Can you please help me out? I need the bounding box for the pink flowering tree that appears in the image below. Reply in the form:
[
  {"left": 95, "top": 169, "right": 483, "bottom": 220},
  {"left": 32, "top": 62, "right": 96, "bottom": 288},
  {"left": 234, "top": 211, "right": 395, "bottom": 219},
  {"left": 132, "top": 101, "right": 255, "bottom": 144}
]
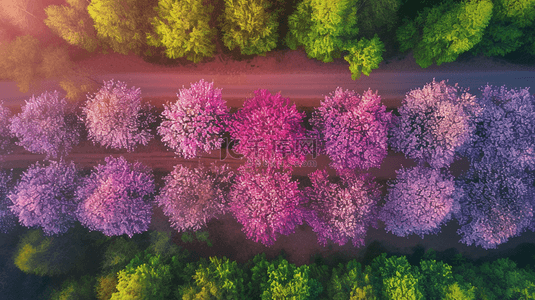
[
  {"left": 76, "top": 156, "right": 155, "bottom": 237},
  {"left": 9, "top": 91, "right": 81, "bottom": 160},
  {"left": 156, "top": 163, "right": 235, "bottom": 232},
  {"left": 0, "top": 101, "right": 14, "bottom": 157},
  {"left": 0, "top": 170, "right": 16, "bottom": 233},
  {"left": 229, "top": 89, "right": 307, "bottom": 169},
  {"left": 310, "top": 87, "right": 392, "bottom": 171},
  {"left": 379, "top": 166, "right": 459, "bottom": 238},
  {"left": 458, "top": 84, "right": 535, "bottom": 173},
  {"left": 229, "top": 166, "right": 306, "bottom": 246},
  {"left": 389, "top": 79, "right": 482, "bottom": 169},
  {"left": 8, "top": 160, "right": 81, "bottom": 235},
  {"left": 304, "top": 169, "right": 381, "bottom": 247},
  {"left": 454, "top": 162, "right": 534, "bottom": 249},
  {"left": 82, "top": 80, "right": 155, "bottom": 152},
  {"left": 158, "top": 79, "right": 230, "bottom": 159}
]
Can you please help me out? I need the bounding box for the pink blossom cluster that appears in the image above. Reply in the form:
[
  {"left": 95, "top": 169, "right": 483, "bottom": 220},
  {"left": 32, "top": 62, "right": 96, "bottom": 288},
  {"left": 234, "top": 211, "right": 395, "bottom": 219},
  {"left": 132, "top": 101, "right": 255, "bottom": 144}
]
[
  {"left": 8, "top": 160, "right": 80, "bottom": 235},
  {"left": 9, "top": 91, "right": 80, "bottom": 160},
  {"left": 311, "top": 87, "right": 392, "bottom": 170},
  {"left": 0, "top": 101, "right": 13, "bottom": 157},
  {"left": 82, "top": 80, "right": 155, "bottom": 152},
  {"left": 76, "top": 156, "right": 155, "bottom": 237},
  {"left": 158, "top": 79, "right": 230, "bottom": 159},
  {"left": 304, "top": 169, "right": 381, "bottom": 247},
  {"left": 458, "top": 84, "right": 535, "bottom": 172},
  {"left": 0, "top": 170, "right": 15, "bottom": 234},
  {"left": 454, "top": 162, "right": 533, "bottom": 249},
  {"left": 229, "top": 89, "right": 307, "bottom": 169},
  {"left": 389, "top": 79, "right": 481, "bottom": 169},
  {"left": 156, "top": 163, "right": 235, "bottom": 232},
  {"left": 379, "top": 166, "right": 458, "bottom": 238},
  {"left": 229, "top": 166, "right": 306, "bottom": 246}
]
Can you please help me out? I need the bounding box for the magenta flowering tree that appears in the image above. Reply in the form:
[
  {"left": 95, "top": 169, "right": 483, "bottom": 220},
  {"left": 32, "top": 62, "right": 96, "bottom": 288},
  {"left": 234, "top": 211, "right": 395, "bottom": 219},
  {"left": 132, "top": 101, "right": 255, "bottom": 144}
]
[
  {"left": 379, "top": 166, "right": 459, "bottom": 238},
  {"left": 156, "top": 163, "right": 235, "bottom": 232},
  {"left": 229, "top": 89, "right": 307, "bottom": 169},
  {"left": 9, "top": 91, "right": 81, "bottom": 160},
  {"left": 8, "top": 160, "right": 81, "bottom": 235},
  {"left": 229, "top": 166, "right": 306, "bottom": 246},
  {"left": 76, "top": 156, "right": 155, "bottom": 237},
  {"left": 389, "top": 79, "right": 482, "bottom": 169},
  {"left": 454, "top": 162, "right": 534, "bottom": 249},
  {"left": 158, "top": 79, "right": 229, "bottom": 159},
  {"left": 82, "top": 80, "right": 155, "bottom": 152},
  {"left": 0, "top": 101, "right": 14, "bottom": 157},
  {"left": 310, "top": 87, "right": 391, "bottom": 171},
  {"left": 0, "top": 170, "right": 16, "bottom": 234},
  {"left": 458, "top": 84, "right": 535, "bottom": 172},
  {"left": 304, "top": 169, "right": 381, "bottom": 247}
]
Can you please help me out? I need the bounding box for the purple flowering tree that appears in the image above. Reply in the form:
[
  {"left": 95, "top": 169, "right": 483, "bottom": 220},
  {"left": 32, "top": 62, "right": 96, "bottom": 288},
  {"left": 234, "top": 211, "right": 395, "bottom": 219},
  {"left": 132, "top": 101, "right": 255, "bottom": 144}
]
[
  {"left": 9, "top": 91, "right": 81, "bottom": 160},
  {"left": 8, "top": 161, "right": 80, "bottom": 235},
  {"left": 76, "top": 156, "right": 155, "bottom": 238},
  {"left": 82, "top": 80, "right": 155, "bottom": 152},
  {"left": 156, "top": 163, "right": 235, "bottom": 232},
  {"left": 379, "top": 166, "right": 459, "bottom": 238},
  {"left": 458, "top": 84, "right": 535, "bottom": 172},
  {"left": 0, "top": 101, "right": 14, "bottom": 157},
  {"left": 0, "top": 170, "right": 16, "bottom": 234},
  {"left": 158, "top": 79, "right": 229, "bottom": 159},
  {"left": 454, "top": 162, "right": 534, "bottom": 249},
  {"left": 229, "top": 89, "right": 307, "bottom": 169},
  {"left": 304, "top": 169, "right": 381, "bottom": 247},
  {"left": 389, "top": 79, "right": 482, "bottom": 169},
  {"left": 310, "top": 87, "right": 392, "bottom": 171},
  {"left": 229, "top": 166, "right": 306, "bottom": 246}
]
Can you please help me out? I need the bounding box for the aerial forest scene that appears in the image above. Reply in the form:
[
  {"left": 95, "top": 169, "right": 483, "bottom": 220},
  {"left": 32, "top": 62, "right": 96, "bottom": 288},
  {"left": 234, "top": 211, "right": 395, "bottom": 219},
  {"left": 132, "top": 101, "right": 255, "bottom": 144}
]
[{"left": 1, "top": 0, "right": 535, "bottom": 299}]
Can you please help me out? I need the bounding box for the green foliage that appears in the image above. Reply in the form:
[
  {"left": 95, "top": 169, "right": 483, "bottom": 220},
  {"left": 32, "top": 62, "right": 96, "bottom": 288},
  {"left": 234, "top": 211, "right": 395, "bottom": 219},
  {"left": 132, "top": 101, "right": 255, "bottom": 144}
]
[
  {"left": 49, "top": 275, "right": 96, "bottom": 300},
  {"left": 180, "top": 256, "right": 248, "bottom": 299},
  {"left": 95, "top": 272, "right": 119, "bottom": 300},
  {"left": 88, "top": 0, "right": 146, "bottom": 55},
  {"left": 147, "top": 0, "right": 216, "bottom": 62},
  {"left": 12, "top": 228, "right": 86, "bottom": 276},
  {"left": 246, "top": 253, "right": 271, "bottom": 298},
  {"left": 101, "top": 237, "right": 140, "bottom": 274},
  {"left": 111, "top": 252, "right": 174, "bottom": 300},
  {"left": 371, "top": 253, "right": 424, "bottom": 300},
  {"left": 286, "top": 0, "right": 359, "bottom": 62},
  {"left": 181, "top": 230, "right": 213, "bottom": 247},
  {"left": 261, "top": 256, "right": 323, "bottom": 300},
  {"left": 397, "top": 0, "right": 493, "bottom": 68},
  {"left": 327, "top": 259, "right": 376, "bottom": 300},
  {"left": 419, "top": 259, "right": 475, "bottom": 300},
  {"left": 220, "top": 0, "right": 279, "bottom": 55},
  {"left": 44, "top": 0, "right": 99, "bottom": 52},
  {"left": 343, "top": 34, "right": 385, "bottom": 80},
  {"left": 0, "top": 35, "right": 41, "bottom": 93},
  {"left": 453, "top": 258, "right": 535, "bottom": 300},
  {"left": 471, "top": 0, "right": 535, "bottom": 56},
  {"left": 146, "top": 230, "right": 186, "bottom": 261},
  {"left": 356, "top": 0, "right": 402, "bottom": 38}
]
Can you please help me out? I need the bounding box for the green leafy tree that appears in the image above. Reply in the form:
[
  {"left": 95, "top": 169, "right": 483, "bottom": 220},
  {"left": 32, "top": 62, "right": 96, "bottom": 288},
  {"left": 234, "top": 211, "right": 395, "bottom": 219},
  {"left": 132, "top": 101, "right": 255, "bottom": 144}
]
[
  {"left": 219, "top": 0, "right": 279, "bottom": 55},
  {"left": 111, "top": 252, "right": 174, "bottom": 300},
  {"left": 95, "top": 272, "right": 119, "bottom": 300},
  {"left": 101, "top": 237, "right": 141, "bottom": 274},
  {"left": 343, "top": 34, "right": 385, "bottom": 80},
  {"left": 397, "top": 0, "right": 493, "bottom": 68},
  {"left": 180, "top": 256, "right": 248, "bottom": 299},
  {"left": 471, "top": 0, "right": 535, "bottom": 56},
  {"left": 370, "top": 254, "right": 424, "bottom": 300},
  {"left": 49, "top": 275, "right": 96, "bottom": 300},
  {"left": 87, "top": 0, "right": 147, "bottom": 55},
  {"left": 355, "top": 0, "right": 401, "bottom": 38},
  {"left": 44, "top": 0, "right": 99, "bottom": 52},
  {"left": 327, "top": 259, "right": 376, "bottom": 299},
  {"left": 12, "top": 228, "right": 87, "bottom": 276},
  {"left": 147, "top": 0, "right": 216, "bottom": 62},
  {"left": 419, "top": 259, "right": 475, "bottom": 300}
]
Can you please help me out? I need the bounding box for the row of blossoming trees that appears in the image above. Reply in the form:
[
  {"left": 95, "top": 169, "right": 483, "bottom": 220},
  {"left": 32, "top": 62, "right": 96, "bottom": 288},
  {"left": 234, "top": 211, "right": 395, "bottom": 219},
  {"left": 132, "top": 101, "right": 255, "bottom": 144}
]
[{"left": 0, "top": 78, "right": 534, "bottom": 250}]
